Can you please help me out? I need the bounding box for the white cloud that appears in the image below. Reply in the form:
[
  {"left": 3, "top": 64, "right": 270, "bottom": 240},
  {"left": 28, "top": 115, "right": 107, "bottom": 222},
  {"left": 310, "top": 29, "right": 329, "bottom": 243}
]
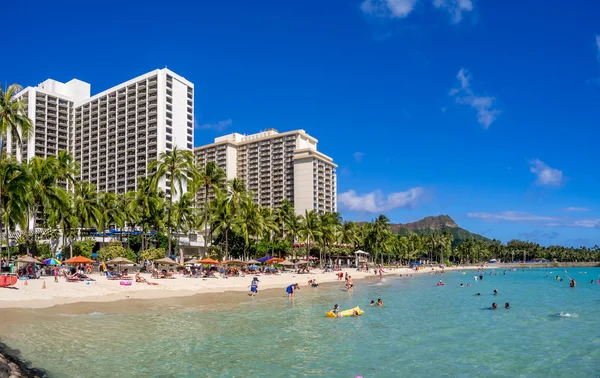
[
  {"left": 353, "top": 152, "right": 365, "bottom": 163},
  {"left": 563, "top": 207, "right": 591, "bottom": 212},
  {"left": 450, "top": 69, "right": 500, "bottom": 129},
  {"left": 529, "top": 159, "right": 563, "bottom": 186},
  {"left": 338, "top": 188, "right": 424, "bottom": 213},
  {"left": 433, "top": 0, "right": 473, "bottom": 23},
  {"left": 467, "top": 211, "right": 558, "bottom": 222},
  {"left": 360, "top": 0, "right": 418, "bottom": 19},
  {"left": 195, "top": 118, "right": 232, "bottom": 132},
  {"left": 571, "top": 219, "right": 600, "bottom": 228}
]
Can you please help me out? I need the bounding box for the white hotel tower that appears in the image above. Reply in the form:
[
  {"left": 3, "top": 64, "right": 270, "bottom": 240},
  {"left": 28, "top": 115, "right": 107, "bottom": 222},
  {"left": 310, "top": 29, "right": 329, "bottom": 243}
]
[
  {"left": 195, "top": 129, "right": 337, "bottom": 215},
  {"left": 10, "top": 69, "right": 194, "bottom": 197}
]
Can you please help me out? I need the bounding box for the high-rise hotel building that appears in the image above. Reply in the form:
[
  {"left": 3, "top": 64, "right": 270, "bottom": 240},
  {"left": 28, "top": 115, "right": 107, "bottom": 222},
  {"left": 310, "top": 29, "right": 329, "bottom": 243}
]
[
  {"left": 10, "top": 69, "right": 194, "bottom": 197},
  {"left": 194, "top": 129, "right": 337, "bottom": 214}
]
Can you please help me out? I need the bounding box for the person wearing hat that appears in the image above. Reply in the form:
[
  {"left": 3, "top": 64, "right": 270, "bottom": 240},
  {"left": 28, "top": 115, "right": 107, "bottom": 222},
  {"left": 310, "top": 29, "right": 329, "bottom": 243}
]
[{"left": 286, "top": 283, "right": 299, "bottom": 297}]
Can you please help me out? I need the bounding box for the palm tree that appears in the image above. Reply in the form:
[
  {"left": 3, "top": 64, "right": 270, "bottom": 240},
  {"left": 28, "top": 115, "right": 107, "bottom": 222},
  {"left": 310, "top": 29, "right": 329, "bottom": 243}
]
[
  {"left": 237, "top": 197, "right": 262, "bottom": 260},
  {"left": 0, "top": 84, "right": 32, "bottom": 158},
  {"left": 0, "top": 158, "right": 28, "bottom": 259},
  {"left": 97, "top": 192, "right": 124, "bottom": 246},
  {"left": 48, "top": 201, "right": 78, "bottom": 259},
  {"left": 212, "top": 178, "right": 247, "bottom": 256},
  {"left": 172, "top": 192, "right": 194, "bottom": 254},
  {"left": 319, "top": 212, "right": 341, "bottom": 267},
  {"left": 299, "top": 210, "right": 322, "bottom": 261},
  {"left": 149, "top": 146, "right": 194, "bottom": 257},
  {"left": 197, "top": 161, "right": 225, "bottom": 256},
  {"left": 56, "top": 150, "right": 80, "bottom": 190},
  {"left": 372, "top": 214, "right": 390, "bottom": 265},
  {"left": 126, "top": 178, "right": 164, "bottom": 251},
  {"left": 73, "top": 182, "right": 100, "bottom": 239},
  {"left": 26, "top": 156, "right": 69, "bottom": 256}
]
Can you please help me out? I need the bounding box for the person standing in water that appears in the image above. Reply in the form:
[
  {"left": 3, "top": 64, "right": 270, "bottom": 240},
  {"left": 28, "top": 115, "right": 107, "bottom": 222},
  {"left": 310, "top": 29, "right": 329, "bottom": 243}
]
[
  {"left": 569, "top": 278, "right": 576, "bottom": 288},
  {"left": 492, "top": 303, "right": 498, "bottom": 310},
  {"left": 286, "top": 283, "right": 299, "bottom": 297},
  {"left": 504, "top": 303, "right": 510, "bottom": 309},
  {"left": 346, "top": 276, "right": 354, "bottom": 291},
  {"left": 250, "top": 277, "right": 259, "bottom": 296}
]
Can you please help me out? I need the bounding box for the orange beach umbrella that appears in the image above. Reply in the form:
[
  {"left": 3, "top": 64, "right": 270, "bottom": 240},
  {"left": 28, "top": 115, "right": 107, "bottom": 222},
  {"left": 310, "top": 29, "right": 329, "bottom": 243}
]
[
  {"left": 65, "top": 256, "right": 95, "bottom": 264},
  {"left": 264, "top": 258, "right": 285, "bottom": 265},
  {"left": 197, "top": 258, "right": 220, "bottom": 265}
]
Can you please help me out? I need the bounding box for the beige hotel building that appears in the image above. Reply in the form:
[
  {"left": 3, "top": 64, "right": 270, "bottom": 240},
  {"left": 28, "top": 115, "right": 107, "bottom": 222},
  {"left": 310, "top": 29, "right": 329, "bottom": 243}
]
[{"left": 194, "top": 129, "right": 337, "bottom": 214}]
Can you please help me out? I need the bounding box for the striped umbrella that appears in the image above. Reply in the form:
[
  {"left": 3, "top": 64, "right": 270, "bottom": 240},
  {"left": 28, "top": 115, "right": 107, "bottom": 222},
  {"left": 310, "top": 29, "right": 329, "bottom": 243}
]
[{"left": 43, "top": 258, "right": 61, "bottom": 265}]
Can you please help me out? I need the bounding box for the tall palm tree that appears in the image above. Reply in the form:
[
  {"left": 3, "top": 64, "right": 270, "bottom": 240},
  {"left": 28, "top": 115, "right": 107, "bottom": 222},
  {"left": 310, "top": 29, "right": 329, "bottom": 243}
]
[
  {"left": 97, "top": 192, "right": 123, "bottom": 246},
  {"left": 126, "top": 177, "right": 164, "bottom": 251},
  {"left": 372, "top": 214, "right": 390, "bottom": 265},
  {"left": 27, "top": 156, "right": 69, "bottom": 256},
  {"left": 56, "top": 150, "right": 80, "bottom": 190},
  {"left": 0, "top": 158, "right": 28, "bottom": 259},
  {"left": 299, "top": 210, "right": 322, "bottom": 261},
  {"left": 149, "top": 146, "right": 194, "bottom": 257},
  {"left": 73, "top": 182, "right": 100, "bottom": 239},
  {"left": 213, "top": 178, "right": 247, "bottom": 256},
  {"left": 0, "top": 84, "right": 32, "bottom": 158},
  {"left": 172, "top": 192, "right": 194, "bottom": 254},
  {"left": 197, "top": 161, "right": 225, "bottom": 256},
  {"left": 237, "top": 197, "right": 262, "bottom": 260},
  {"left": 319, "top": 212, "right": 341, "bottom": 267},
  {"left": 48, "top": 200, "right": 78, "bottom": 259}
]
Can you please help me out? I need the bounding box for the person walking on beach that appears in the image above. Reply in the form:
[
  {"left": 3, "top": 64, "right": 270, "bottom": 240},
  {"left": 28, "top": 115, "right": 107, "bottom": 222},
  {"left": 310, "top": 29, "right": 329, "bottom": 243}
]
[
  {"left": 53, "top": 265, "right": 59, "bottom": 283},
  {"left": 286, "top": 283, "right": 299, "bottom": 297},
  {"left": 250, "top": 277, "right": 259, "bottom": 296}
]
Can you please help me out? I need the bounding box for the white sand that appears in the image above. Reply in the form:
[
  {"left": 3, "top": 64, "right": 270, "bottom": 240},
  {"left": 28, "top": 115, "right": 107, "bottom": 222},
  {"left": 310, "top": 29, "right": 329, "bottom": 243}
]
[{"left": 0, "top": 266, "right": 464, "bottom": 309}]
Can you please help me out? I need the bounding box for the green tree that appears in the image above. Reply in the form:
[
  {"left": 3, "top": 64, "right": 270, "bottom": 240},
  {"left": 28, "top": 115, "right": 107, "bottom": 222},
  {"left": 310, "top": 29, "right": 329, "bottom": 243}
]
[
  {"left": 0, "top": 158, "right": 28, "bottom": 260},
  {"left": 73, "top": 182, "right": 100, "bottom": 239},
  {"left": 149, "top": 145, "right": 194, "bottom": 257},
  {"left": 97, "top": 192, "right": 123, "bottom": 245},
  {"left": 72, "top": 239, "right": 96, "bottom": 259},
  {"left": 197, "top": 161, "right": 226, "bottom": 255},
  {"left": 299, "top": 210, "right": 322, "bottom": 260}
]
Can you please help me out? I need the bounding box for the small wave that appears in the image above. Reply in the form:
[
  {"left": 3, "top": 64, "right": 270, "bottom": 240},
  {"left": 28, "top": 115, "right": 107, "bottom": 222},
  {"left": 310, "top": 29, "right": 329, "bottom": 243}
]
[
  {"left": 88, "top": 312, "right": 105, "bottom": 316},
  {"left": 554, "top": 312, "right": 578, "bottom": 318}
]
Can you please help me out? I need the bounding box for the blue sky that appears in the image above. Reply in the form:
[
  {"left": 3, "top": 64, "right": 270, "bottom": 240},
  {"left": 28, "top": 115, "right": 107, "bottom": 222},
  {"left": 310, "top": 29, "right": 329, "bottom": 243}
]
[{"left": 3, "top": 0, "right": 600, "bottom": 246}]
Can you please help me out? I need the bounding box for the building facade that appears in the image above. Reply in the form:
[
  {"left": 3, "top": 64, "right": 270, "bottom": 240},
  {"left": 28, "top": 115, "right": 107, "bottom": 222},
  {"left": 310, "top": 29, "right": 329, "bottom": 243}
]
[
  {"left": 10, "top": 69, "right": 194, "bottom": 197},
  {"left": 194, "top": 129, "right": 337, "bottom": 214}
]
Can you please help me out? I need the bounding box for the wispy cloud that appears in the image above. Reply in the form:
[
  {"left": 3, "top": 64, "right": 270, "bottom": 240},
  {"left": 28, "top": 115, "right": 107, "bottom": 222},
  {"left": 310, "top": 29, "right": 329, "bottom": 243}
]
[
  {"left": 339, "top": 187, "right": 425, "bottom": 213},
  {"left": 467, "top": 211, "right": 558, "bottom": 222},
  {"left": 360, "top": 0, "right": 418, "bottom": 19},
  {"left": 432, "top": 0, "right": 473, "bottom": 23},
  {"left": 563, "top": 207, "right": 591, "bottom": 212},
  {"left": 450, "top": 69, "right": 500, "bottom": 128},
  {"left": 468, "top": 211, "right": 600, "bottom": 229},
  {"left": 353, "top": 152, "right": 366, "bottom": 163},
  {"left": 194, "top": 118, "right": 232, "bottom": 132},
  {"left": 518, "top": 229, "right": 560, "bottom": 241},
  {"left": 529, "top": 159, "right": 563, "bottom": 186}
]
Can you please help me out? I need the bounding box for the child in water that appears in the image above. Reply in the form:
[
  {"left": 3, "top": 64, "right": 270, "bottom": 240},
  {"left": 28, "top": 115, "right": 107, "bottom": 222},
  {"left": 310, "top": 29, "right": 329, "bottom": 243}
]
[
  {"left": 370, "top": 300, "right": 375, "bottom": 306},
  {"left": 504, "top": 302, "right": 510, "bottom": 309},
  {"left": 332, "top": 304, "right": 341, "bottom": 317},
  {"left": 376, "top": 298, "right": 383, "bottom": 306}
]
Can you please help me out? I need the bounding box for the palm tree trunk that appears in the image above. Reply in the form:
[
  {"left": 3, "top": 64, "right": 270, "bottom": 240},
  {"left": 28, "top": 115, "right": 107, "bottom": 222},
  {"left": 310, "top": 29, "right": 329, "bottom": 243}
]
[
  {"left": 167, "top": 196, "right": 173, "bottom": 258},
  {"left": 225, "top": 227, "right": 229, "bottom": 256},
  {"left": 5, "top": 218, "right": 9, "bottom": 262},
  {"left": 32, "top": 209, "right": 38, "bottom": 257},
  {"left": 306, "top": 236, "right": 310, "bottom": 260}
]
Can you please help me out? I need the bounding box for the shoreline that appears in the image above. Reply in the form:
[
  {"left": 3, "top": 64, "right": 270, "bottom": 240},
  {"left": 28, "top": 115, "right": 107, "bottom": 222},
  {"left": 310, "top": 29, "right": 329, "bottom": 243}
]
[
  {"left": 0, "top": 266, "right": 447, "bottom": 310},
  {"left": 1, "top": 263, "right": 594, "bottom": 310},
  {"left": 0, "top": 342, "right": 48, "bottom": 378}
]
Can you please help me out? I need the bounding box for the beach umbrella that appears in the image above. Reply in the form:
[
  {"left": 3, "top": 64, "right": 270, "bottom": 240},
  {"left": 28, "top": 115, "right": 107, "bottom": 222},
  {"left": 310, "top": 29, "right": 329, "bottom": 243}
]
[
  {"left": 222, "top": 260, "right": 246, "bottom": 265},
  {"left": 65, "top": 256, "right": 95, "bottom": 264},
  {"left": 106, "top": 257, "right": 134, "bottom": 273},
  {"left": 197, "top": 258, "right": 220, "bottom": 265},
  {"left": 295, "top": 261, "right": 310, "bottom": 265},
  {"left": 280, "top": 261, "right": 296, "bottom": 266},
  {"left": 16, "top": 256, "right": 44, "bottom": 264},
  {"left": 184, "top": 259, "right": 199, "bottom": 265},
  {"left": 247, "top": 259, "right": 261, "bottom": 264},
  {"left": 257, "top": 256, "right": 274, "bottom": 264},
  {"left": 42, "top": 258, "right": 61, "bottom": 265},
  {"left": 154, "top": 257, "right": 178, "bottom": 265},
  {"left": 264, "top": 258, "right": 285, "bottom": 265}
]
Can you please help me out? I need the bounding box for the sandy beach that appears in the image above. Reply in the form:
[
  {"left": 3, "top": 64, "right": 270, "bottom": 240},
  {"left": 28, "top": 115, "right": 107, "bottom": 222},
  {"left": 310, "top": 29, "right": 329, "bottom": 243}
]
[{"left": 0, "top": 266, "right": 461, "bottom": 309}]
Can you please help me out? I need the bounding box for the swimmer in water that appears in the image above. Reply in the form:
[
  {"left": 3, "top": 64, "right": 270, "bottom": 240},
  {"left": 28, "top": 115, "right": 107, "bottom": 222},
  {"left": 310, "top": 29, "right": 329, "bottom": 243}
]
[
  {"left": 569, "top": 278, "right": 576, "bottom": 288},
  {"left": 492, "top": 303, "right": 498, "bottom": 310},
  {"left": 493, "top": 289, "right": 498, "bottom": 295},
  {"left": 332, "top": 304, "right": 341, "bottom": 317},
  {"left": 504, "top": 302, "right": 510, "bottom": 309},
  {"left": 475, "top": 293, "right": 481, "bottom": 296},
  {"left": 370, "top": 300, "right": 375, "bottom": 306},
  {"left": 376, "top": 298, "right": 383, "bottom": 306},
  {"left": 460, "top": 283, "right": 464, "bottom": 288}
]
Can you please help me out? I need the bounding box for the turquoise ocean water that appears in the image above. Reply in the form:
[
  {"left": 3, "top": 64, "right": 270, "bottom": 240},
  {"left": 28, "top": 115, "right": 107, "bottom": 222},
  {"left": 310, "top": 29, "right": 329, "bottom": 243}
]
[{"left": 1, "top": 268, "right": 599, "bottom": 377}]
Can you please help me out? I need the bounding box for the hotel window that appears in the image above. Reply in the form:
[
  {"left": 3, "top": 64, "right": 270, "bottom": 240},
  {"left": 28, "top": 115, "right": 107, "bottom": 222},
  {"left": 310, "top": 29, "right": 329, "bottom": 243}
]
[
  {"left": 166, "top": 120, "right": 172, "bottom": 126},
  {"left": 166, "top": 136, "right": 172, "bottom": 142},
  {"left": 166, "top": 105, "right": 172, "bottom": 111},
  {"left": 166, "top": 127, "right": 172, "bottom": 134},
  {"left": 187, "top": 143, "right": 193, "bottom": 149}
]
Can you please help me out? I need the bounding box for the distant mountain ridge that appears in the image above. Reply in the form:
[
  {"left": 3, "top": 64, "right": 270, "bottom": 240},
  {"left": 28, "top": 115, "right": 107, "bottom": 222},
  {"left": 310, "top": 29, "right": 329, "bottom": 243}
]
[{"left": 391, "top": 215, "right": 490, "bottom": 245}]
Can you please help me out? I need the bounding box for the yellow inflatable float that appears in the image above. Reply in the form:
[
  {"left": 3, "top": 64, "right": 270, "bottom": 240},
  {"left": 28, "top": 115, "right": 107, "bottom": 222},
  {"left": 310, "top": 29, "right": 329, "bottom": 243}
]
[{"left": 326, "top": 306, "right": 364, "bottom": 318}]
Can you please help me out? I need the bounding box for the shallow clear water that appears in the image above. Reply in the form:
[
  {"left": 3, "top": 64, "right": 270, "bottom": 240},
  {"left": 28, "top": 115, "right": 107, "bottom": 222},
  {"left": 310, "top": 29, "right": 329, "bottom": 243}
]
[{"left": 2, "top": 268, "right": 600, "bottom": 377}]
